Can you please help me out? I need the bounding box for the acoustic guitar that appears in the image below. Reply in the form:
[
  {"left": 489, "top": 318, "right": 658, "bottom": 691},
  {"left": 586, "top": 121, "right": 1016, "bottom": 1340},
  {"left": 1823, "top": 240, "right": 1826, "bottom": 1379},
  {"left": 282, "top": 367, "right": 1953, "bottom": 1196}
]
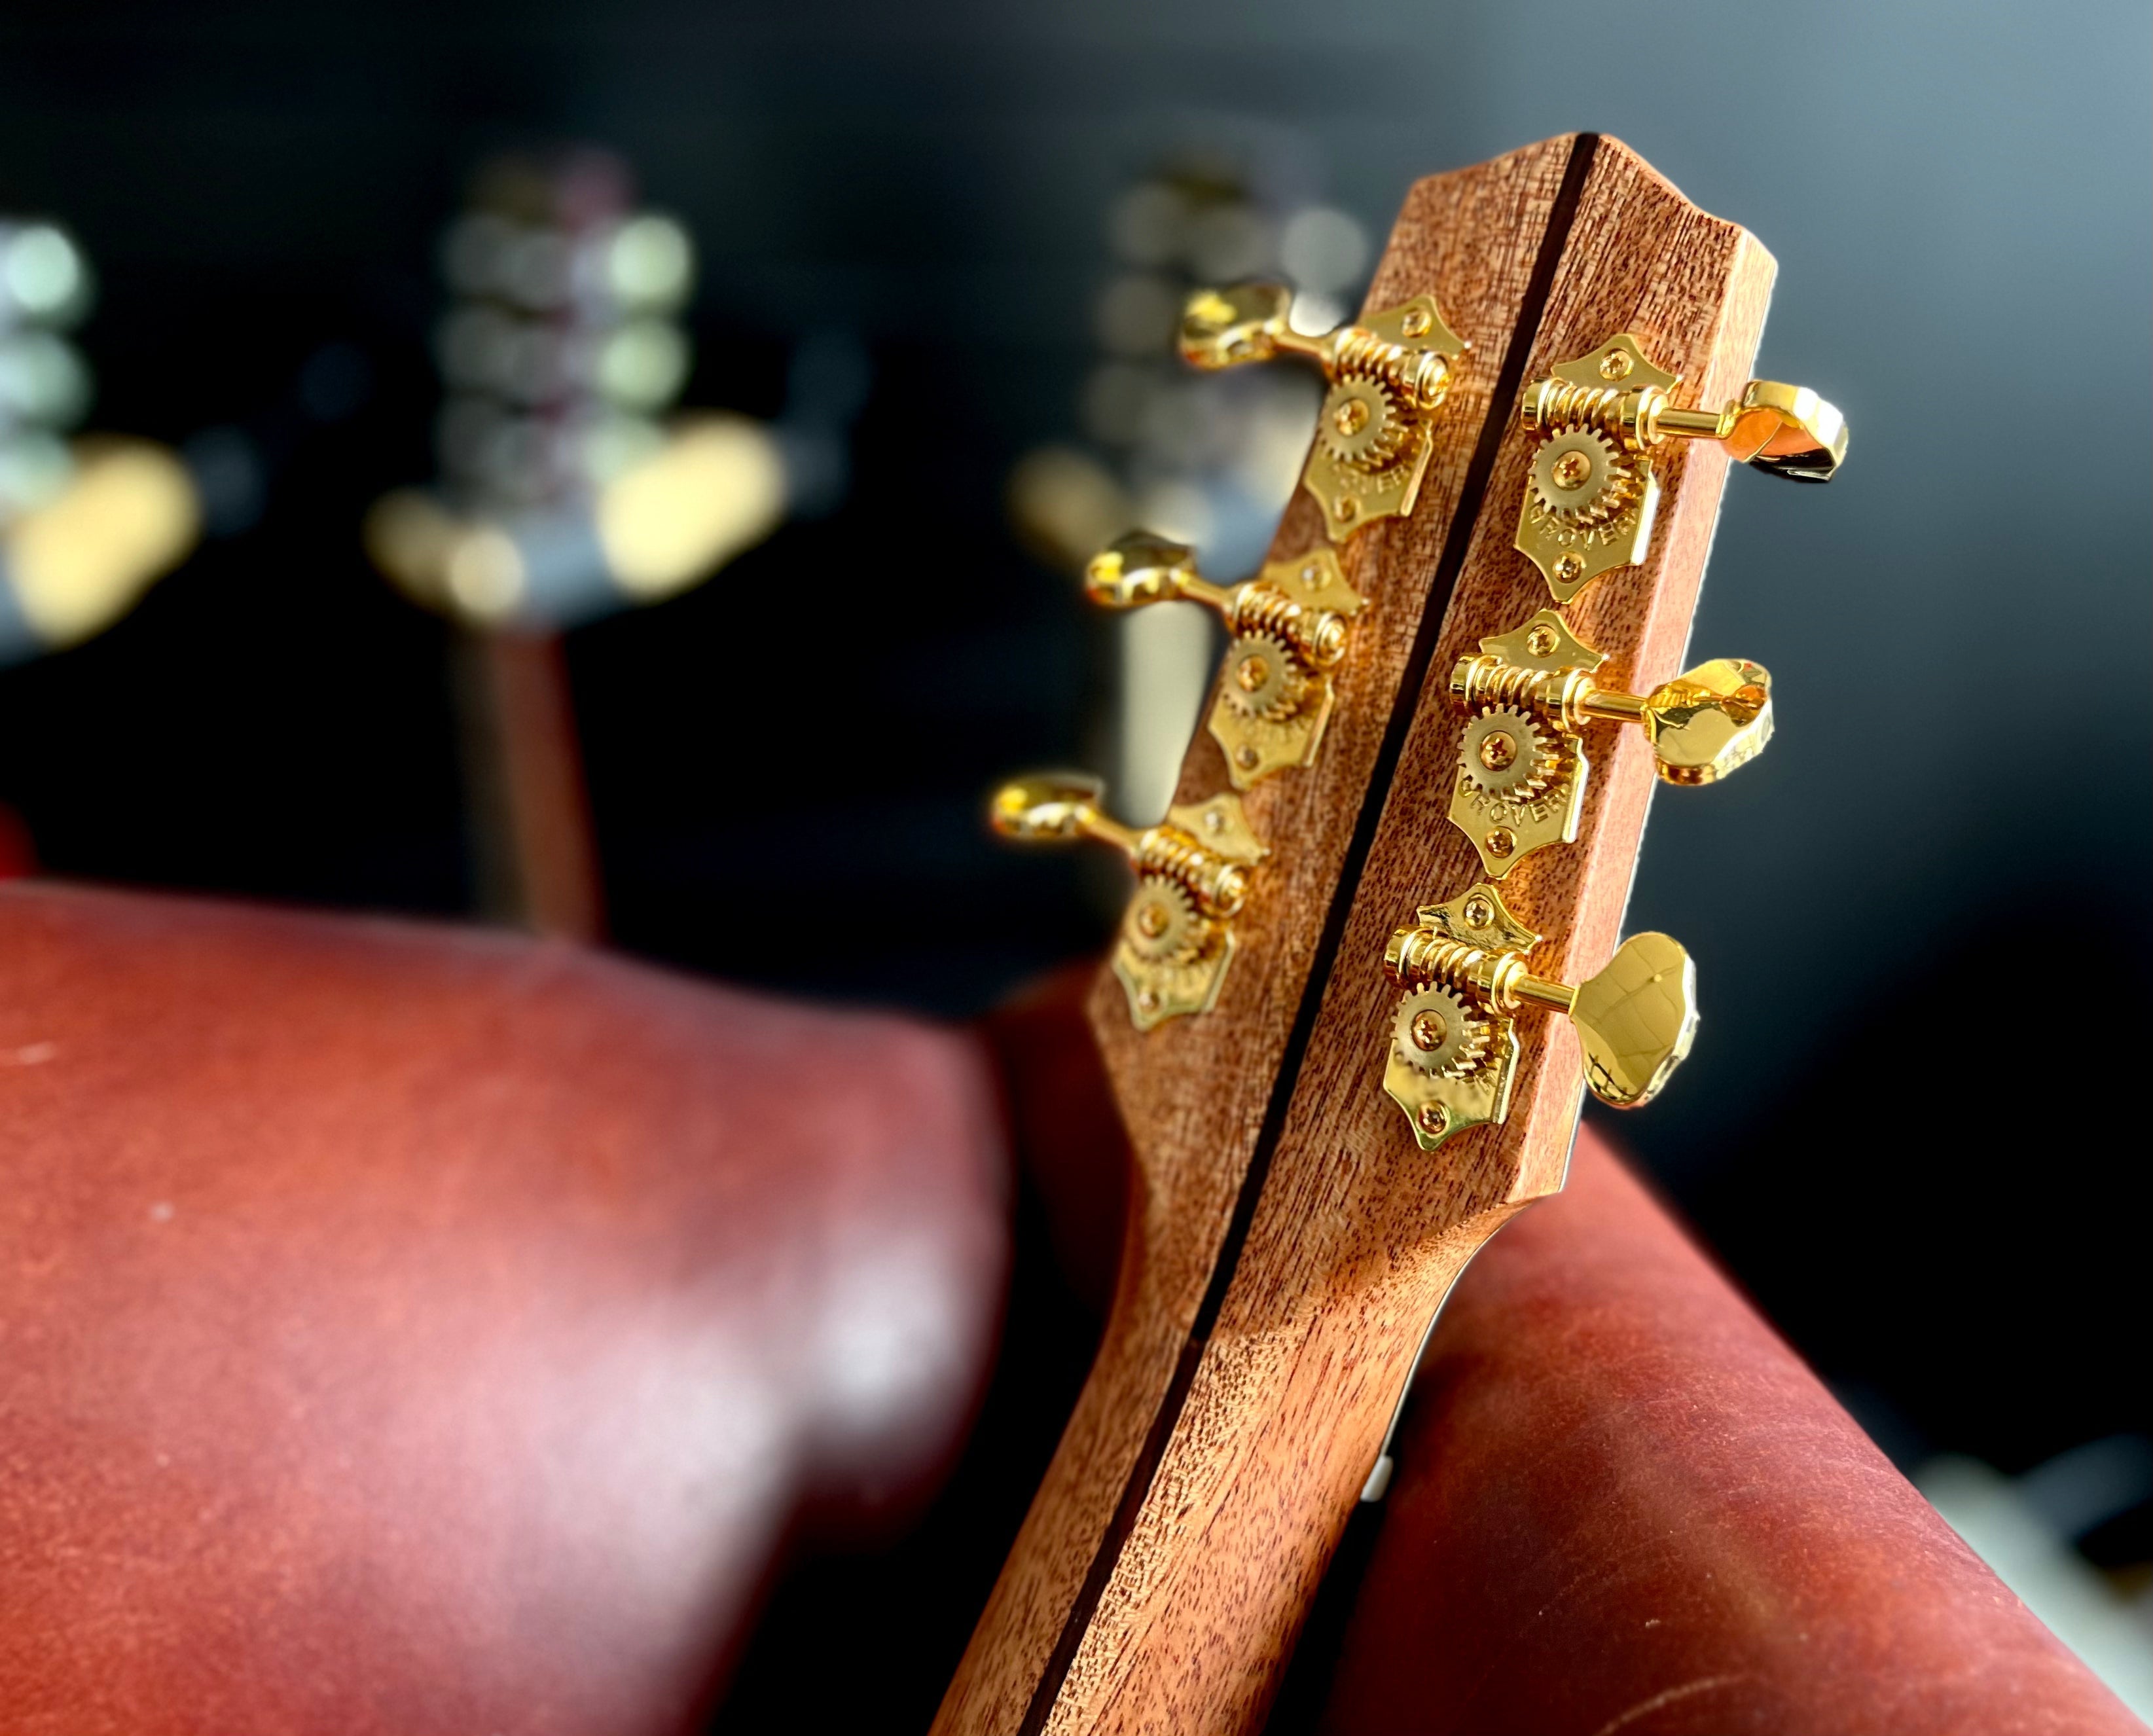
[{"left": 946, "top": 132, "right": 1846, "bottom": 1735}]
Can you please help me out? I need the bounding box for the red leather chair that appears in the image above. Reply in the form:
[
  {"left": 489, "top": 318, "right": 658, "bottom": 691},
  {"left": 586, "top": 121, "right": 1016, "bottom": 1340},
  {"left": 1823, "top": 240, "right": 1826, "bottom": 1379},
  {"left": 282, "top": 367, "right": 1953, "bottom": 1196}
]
[
  {"left": 1, "top": 885, "right": 2136, "bottom": 1733},
  {"left": 1, "top": 883, "right": 1006, "bottom": 1733}
]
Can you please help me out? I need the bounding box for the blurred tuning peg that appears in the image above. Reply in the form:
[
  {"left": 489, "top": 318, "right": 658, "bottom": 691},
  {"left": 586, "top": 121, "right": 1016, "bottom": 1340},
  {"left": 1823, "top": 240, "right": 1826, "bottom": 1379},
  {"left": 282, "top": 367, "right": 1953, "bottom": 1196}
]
[
  {"left": 368, "top": 151, "right": 873, "bottom": 941},
  {"left": 365, "top": 414, "right": 790, "bottom": 630},
  {"left": 0, "top": 440, "right": 200, "bottom": 666},
  {"left": 1178, "top": 281, "right": 1468, "bottom": 541}
]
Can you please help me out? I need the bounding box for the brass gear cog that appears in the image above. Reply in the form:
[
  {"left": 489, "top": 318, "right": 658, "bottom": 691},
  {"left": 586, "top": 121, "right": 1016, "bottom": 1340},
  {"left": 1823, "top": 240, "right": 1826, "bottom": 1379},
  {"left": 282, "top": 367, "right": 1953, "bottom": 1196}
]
[
  {"left": 1123, "top": 878, "right": 1203, "bottom": 966},
  {"left": 1220, "top": 632, "right": 1307, "bottom": 722},
  {"left": 1458, "top": 706, "right": 1564, "bottom": 802},
  {"left": 1529, "top": 427, "right": 1640, "bottom": 531},
  {"left": 1316, "top": 376, "right": 1410, "bottom": 471},
  {"left": 1391, "top": 985, "right": 1491, "bottom": 1079}
]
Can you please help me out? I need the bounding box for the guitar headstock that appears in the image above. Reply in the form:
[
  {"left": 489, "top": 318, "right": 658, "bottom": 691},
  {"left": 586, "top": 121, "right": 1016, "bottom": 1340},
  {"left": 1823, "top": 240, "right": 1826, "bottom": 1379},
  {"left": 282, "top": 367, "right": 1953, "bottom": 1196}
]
[{"left": 954, "top": 134, "right": 1848, "bottom": 1736}]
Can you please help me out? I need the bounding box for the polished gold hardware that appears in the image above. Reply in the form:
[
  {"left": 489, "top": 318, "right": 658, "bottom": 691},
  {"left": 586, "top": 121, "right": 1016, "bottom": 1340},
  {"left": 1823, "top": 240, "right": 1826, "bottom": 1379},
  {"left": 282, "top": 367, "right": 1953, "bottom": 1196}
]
[
  {"left": 1515, "top": 333, "right": 1849, "bottom": 601},
  {"left": 1445, "top": 606, "right": 1775, "bottom": 877},
  {"left": 1180, "top": 283, "right": 1466, "bottom": 541},
  {"left": 1381, "top": 881, "right": 1697, "bottom": 1151},
  {"left": 989, "top": 772, "right": 1267, "bottom": 1031},
  {"left": 1085, "top": 530, "right": 1365, "bottom": 789}
]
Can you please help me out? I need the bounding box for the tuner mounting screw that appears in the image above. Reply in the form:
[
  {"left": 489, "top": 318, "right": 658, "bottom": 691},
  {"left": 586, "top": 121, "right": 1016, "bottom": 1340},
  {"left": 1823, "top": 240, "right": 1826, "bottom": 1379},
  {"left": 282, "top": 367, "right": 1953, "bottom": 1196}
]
[
  {"left": 1417, "top": 1104, "right": 1448, "bottom": 1135},
  {"left": 1553, "top": 552, "right": 1584, "bottom": 585},
  {"left": 1484, "top": 827, "right": 1515, "bottom": 858},
  {"left": 1550, "top": 450, "right": 1593, "bottom": 490}
]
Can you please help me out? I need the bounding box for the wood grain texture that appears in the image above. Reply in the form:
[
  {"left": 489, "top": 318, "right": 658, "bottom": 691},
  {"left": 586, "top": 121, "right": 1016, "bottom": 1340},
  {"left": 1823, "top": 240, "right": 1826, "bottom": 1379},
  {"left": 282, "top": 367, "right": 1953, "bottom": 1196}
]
[
  {"left": 932, "top": 134, "right": 1576, "bottom": 1736},
  {"left": 932, "top": 134, "right": 1578, "bottom": 1736},
  {"left": 937, "top": 134, "right": 1778, "bottom": 1736}
]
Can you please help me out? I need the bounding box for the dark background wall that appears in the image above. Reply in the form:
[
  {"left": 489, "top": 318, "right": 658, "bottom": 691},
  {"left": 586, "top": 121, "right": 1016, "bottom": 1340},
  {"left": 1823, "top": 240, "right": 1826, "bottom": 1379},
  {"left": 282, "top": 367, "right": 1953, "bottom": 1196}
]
[{"left": 3, "top": 0, "right": 2148, "bottom": 1685}]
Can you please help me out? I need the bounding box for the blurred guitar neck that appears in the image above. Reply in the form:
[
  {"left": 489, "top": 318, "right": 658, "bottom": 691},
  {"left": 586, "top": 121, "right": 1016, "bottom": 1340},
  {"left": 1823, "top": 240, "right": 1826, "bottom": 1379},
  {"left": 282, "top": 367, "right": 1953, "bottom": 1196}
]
[{"left": 454, "top": 628, "right": 606, "bottom": 943}]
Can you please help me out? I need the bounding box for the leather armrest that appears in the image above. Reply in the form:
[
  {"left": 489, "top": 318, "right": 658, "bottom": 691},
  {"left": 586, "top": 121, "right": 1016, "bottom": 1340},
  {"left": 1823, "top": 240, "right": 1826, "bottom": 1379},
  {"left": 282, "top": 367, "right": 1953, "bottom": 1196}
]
[
  {"left": 1309, "top": 1124, "right": 2138, "bottom": 1735},
  {"left": 0, "top": 882, "right": 1009, "bottom": 1734}
]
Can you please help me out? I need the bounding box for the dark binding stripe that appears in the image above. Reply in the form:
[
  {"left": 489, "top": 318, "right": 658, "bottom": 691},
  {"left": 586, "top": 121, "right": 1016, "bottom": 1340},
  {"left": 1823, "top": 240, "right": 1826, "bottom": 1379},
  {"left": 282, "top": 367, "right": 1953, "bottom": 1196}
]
[{"left": 1015, "top": 132, "right": 1601, "bottom": 1736}]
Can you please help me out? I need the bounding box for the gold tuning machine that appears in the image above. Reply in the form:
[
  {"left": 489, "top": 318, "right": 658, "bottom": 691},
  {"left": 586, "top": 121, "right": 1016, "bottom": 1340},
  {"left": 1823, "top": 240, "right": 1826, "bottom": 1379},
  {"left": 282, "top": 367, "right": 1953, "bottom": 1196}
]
[
  {"left": 989, "top": 772, "right": 1267, "bottom": 1031},
  {"left": 1179, "top": 282, "right": 1467, "bottom": 541},
  {"left": 1085, "top": 531, "right": 1365, "bottom": 789},
  {"left": 1445, "top": 607, "right": 1773, "bottom": 877},
  {"left": 1516, "top": 333, "right": 1849, "bottom": 601},
  {"left": 1381, "top": 882, "right": 1698, "bottom": 1151}
]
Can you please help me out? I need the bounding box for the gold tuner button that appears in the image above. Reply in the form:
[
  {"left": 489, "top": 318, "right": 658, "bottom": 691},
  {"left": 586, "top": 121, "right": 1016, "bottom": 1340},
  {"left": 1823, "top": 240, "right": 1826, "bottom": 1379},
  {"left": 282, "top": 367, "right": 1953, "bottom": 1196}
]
[
  {"left": 1563, "top": 931, "right": 1700, "bottom": 1110},
  {"left": 1178, "top": 282, "right": 1468, "bottom": 541},
  {"left": 1085, "top": 532, "right": 1364, "bottom": 789},
  {"left": 987, "top": 772, "right": 1267, "bottom": 1030},
  {"left": 1515, "top": 335, "right": 1849, "bottom": 600},
  {"left": 1380, "top": 882, "right": 1699, "bottom": 1150},
  {"left": 1650, "top": 380, "right": 1848, "bottom": 485},
  {"left": 1612, "top": 657, "right": 1775, "bottom": 786},
  {"left": 1443, "top": 610, "right": 1774, "bottom": 873},
  {"left": 1177, "top": 283, "right": 1297, "bottom": 372}
]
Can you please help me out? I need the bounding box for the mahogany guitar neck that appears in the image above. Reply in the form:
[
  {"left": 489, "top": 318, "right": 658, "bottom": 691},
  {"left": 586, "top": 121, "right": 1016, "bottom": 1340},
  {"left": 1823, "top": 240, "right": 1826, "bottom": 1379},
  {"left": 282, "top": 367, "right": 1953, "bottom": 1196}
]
[{"left": 942, "top": 134, "right": 1781, "bottom": 1735}]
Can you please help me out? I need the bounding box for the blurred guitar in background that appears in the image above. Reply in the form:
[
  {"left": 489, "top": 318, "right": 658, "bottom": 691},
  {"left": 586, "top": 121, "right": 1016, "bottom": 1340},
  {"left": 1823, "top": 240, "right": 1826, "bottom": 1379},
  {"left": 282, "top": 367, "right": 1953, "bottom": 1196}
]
[
  {"left": 0, "top": 220, "right": 200, "bottom": 687},
  {"left": 366, "top": 149, "right": 868, "bottom": 938}
]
